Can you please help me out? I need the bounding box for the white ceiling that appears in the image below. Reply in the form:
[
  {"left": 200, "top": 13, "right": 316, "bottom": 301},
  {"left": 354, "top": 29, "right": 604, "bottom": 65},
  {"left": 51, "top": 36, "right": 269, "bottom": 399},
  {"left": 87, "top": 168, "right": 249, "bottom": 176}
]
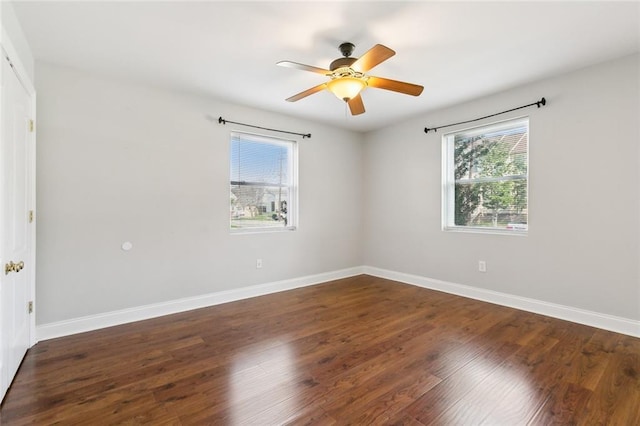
[{"left": 11, "top": 1, "right": 640, "bottom": 133}]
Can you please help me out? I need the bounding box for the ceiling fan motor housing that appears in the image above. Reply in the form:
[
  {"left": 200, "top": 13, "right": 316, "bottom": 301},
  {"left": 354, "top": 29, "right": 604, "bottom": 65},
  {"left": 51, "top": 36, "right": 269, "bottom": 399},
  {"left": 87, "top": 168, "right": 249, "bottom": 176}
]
[{"left": 330, "top": 57, "right": 357, "bottom": 71}]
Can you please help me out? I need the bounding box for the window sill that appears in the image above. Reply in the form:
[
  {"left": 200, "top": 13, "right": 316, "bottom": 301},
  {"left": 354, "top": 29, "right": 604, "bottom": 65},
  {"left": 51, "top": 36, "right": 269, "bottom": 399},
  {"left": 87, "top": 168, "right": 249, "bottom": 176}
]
[
  {"left": 230, "top": 226, "right": 297, "bottom": 235},
  {"left": 443, "top": 226, "right": 527, "bottom": 236}
]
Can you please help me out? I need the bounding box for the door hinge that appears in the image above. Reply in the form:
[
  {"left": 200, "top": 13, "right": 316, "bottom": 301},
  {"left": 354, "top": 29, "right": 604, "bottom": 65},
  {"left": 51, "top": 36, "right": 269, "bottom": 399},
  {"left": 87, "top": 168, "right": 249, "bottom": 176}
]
[
  {"left": 28, "top": 301, "right": 33, "bottom": 314},
  {"left": 29, "top": 119, "right": 34, "bottom": 132},
  {"left": 29, "top": 210, "right": 34, "bottom": 223}
]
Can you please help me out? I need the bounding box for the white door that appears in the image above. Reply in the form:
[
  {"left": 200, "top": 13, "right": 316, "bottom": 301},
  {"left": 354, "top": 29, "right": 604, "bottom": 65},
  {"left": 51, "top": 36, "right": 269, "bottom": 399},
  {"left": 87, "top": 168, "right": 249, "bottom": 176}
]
[{"left": 0, "top": 49, "right": 33, "bottom": 402}]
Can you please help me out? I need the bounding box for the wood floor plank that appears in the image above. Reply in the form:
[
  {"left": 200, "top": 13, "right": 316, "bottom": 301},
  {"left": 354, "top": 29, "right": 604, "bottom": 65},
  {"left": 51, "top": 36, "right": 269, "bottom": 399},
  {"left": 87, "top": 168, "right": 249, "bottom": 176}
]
[
  {"left": 284, "top": 406, "right": 337, "bottom": 426},
  {"left": 527, "top": 381, "right": 594, "bottom": 424},
  {"left": 571, "top": 331, "right": 640, "bottom": 425},
  {"left": 476, "top": 332, "right": 560, "bottom": 424},
  {"left": 404, "top": 339, "right": 521, "bottom": 425},
  {"left": 386, "top": 413, "right": 426, "bottom": 426},
  {"left": 332, "top": 371, "right": 441, "bottom": 424},
  {"left": 1, "top": 275, "right": 638, "bottom": 425}
]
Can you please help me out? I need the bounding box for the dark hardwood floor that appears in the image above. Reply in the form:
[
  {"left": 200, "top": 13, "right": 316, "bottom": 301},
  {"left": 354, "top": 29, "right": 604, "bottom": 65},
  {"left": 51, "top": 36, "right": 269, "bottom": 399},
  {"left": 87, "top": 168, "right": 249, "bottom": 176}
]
[{"left": 1, "top": 275, "right": 638, "bottom": 425}]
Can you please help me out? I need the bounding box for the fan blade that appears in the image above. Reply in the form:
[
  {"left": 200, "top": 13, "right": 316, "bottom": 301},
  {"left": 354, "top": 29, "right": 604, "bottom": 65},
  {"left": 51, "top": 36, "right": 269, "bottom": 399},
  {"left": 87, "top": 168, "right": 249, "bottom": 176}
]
[
  {"left": 277, "top": 61, "right": 331, "bottom": 75},
  {"left": 285, "top": 83, "right": 327, "bottom": 102},
  {"left": 351, "top": 44, "right": 395, "bottom": 73},
  {"left": 348, "top": 94, "right": 365, "bottom": 115},
  {"left": 367, "top": 76, "right": 424, "bottom": 96}
]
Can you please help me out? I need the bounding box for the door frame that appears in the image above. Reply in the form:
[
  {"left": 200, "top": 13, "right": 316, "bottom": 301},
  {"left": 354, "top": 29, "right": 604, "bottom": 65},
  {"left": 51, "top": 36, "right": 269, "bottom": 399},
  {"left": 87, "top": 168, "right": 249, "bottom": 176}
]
[{"left": 1, "top": 27, "right": 37, "bottom": 349}]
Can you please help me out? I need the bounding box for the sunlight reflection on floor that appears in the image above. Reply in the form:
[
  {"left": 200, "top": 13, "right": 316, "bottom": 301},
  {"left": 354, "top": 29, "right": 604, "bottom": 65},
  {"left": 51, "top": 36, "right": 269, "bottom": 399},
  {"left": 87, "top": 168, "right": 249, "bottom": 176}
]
[
  {"left": 229, "top": 340, "right": 298, "bottom": 425},
  {"left": 434, "top": 344, "right": 540, "bottom": 424}
]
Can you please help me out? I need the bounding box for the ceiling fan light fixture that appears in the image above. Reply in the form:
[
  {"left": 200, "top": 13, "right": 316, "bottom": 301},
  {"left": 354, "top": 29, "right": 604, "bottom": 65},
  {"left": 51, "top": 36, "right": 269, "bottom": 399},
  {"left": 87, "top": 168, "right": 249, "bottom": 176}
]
[{"left": 327, "top": 77, "right": 367, "bottom": 102}]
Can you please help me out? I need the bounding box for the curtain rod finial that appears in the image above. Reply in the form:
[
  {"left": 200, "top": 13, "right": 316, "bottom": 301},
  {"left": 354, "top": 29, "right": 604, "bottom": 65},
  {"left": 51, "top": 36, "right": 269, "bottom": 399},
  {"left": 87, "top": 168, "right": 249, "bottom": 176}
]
[{"left": 218, "top": 117, "right": 225, "bottom": 124}]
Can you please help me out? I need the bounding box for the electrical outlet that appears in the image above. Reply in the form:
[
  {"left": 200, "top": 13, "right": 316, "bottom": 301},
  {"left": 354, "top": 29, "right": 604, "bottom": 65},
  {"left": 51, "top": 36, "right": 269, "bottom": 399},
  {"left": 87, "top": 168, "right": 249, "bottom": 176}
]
[
  {"left": 256, "top": 259, "right": 263, "bottom": 269},
  {"left": 478, "top": 261, "right": 487, "bottom": 273}
]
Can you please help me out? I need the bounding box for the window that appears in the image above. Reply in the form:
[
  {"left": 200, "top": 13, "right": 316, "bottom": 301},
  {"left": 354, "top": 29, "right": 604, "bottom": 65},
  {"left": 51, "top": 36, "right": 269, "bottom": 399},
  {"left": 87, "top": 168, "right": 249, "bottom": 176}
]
[
  {"left": 443, "top": 117, "right": 528, "bottom": 234},
  {"left": 230, "top": 132, "right": 297, "bottom": 232}
]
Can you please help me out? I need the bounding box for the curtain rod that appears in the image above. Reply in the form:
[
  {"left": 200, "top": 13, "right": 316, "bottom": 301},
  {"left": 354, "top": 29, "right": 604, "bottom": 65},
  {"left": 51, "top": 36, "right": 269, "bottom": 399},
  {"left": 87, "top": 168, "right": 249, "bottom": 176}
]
[
  {"left": 218, "top": 117, "right": 311, "bottom": 138},
  {"left": 424, "top": 97, "right": 546, "bottom": 134}
]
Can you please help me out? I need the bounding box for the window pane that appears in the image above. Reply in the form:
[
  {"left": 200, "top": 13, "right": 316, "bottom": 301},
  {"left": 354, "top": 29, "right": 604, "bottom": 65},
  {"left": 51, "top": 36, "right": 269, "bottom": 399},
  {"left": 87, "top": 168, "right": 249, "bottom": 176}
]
[
  {"left": 444, "top": 117, "right": 528, "bottom": 233},
  {"left": 230, "top": 132, "right": 295, "bottom": 232},
  {"left": 454, "top": 181, "right": 527, "bottom": 229},
  {"left": 454, "top": 125, "right": 528, "bottom": 181},
  {"left": 230, "top": 185, "right": 289, "bottom": 229},
  {"left": 230, "top": 138, "right": 289, "bottom": 186}
]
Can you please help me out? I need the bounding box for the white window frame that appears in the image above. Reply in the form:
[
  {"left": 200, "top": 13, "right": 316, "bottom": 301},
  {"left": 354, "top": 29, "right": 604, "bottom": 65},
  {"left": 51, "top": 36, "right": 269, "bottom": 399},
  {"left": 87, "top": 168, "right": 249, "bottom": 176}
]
[
  {"left": 229, "top": 131, "right": 298, "bottom": 234},
  {"left": 442, "top": 116, "right": 529, "bottom": 236}
]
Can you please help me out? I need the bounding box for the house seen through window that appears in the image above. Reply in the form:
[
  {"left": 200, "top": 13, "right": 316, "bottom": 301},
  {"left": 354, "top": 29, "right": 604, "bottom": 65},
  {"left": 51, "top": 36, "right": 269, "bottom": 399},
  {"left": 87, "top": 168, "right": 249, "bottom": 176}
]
[
  {"left": 230, "top": 132, "right": 297, "bottom": 232},
  {"left": 443, "top": 117, "right": 529, "bottom": 234}
]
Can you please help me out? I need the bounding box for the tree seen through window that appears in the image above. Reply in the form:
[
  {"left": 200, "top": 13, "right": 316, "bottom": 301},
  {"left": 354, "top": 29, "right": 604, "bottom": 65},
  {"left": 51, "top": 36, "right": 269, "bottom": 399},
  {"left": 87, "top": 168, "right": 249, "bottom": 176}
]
[{"left": 446, "top": 118, "right": 528, "bottom": 232}]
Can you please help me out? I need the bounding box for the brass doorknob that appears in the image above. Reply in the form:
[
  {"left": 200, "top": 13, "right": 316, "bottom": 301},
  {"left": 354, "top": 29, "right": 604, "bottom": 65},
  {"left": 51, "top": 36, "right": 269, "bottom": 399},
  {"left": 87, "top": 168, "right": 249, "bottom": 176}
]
[
  {"left": 5, "top": 261, "right": 15, "bottom": 275},
  {"left": 3, "top": 261, "right": 24, "bottom": 274}
]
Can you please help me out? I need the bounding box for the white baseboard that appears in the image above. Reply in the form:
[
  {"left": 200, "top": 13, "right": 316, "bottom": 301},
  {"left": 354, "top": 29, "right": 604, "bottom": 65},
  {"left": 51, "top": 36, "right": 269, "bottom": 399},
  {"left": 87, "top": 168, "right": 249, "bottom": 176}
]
[
  {"left": 363, "top": 266, "right": 640, "bottom": 338},
  {"left": 37, "top": 265, "right": 639, "bottom": 341},
  {"left": 36, "top": 266, "right": 365, "bottom": 341}
]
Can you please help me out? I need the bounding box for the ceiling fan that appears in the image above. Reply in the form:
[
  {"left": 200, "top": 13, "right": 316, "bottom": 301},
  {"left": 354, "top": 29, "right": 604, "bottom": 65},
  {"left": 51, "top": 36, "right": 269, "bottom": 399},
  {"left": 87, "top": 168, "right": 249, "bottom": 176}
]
[{"left": 277, "top": 42, "right": 424, "bottom": 115}]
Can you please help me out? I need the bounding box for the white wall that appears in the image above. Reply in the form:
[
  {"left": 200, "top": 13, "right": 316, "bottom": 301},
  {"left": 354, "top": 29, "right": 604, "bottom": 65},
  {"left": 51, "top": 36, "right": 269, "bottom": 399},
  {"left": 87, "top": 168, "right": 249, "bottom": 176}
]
[
  {"left": 35, "top": 54, "right": 640, "bottom": 330},
  {"left": 35, "top": 62, "right": 364, "bottom": 324},
  {"left": 363, "top": 54, "right": 640, "bottom": 321}
]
